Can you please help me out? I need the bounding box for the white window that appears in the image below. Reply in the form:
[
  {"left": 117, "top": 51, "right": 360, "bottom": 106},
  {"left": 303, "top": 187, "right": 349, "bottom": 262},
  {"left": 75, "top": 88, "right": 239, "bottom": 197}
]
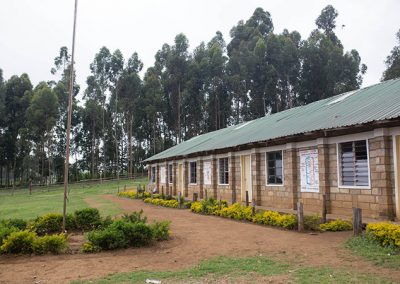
[
  {"left": 266, "top": 151, "right": 283, "bottom": 185},
  {"left": 339, "top": 140, "right": 370, "bottom": 187},
  {"left": 189, "top": 161, "right": 197, "bottom": 184},
  {"left": 151, "top": 166, "right": 156, "bottom": 183},
  {"left": 168, "top": 164, "right": 173, "bottom": 184},
  {"left": 218, "top": 158, "right": 229, "bottom": 185}
]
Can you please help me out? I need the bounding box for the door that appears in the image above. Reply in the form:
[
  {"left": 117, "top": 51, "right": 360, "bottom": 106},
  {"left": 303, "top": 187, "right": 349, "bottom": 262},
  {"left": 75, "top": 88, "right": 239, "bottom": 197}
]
[
  {"left": 178, "top": 164, "right": 183, "bottom": 195},
  {"left": 241, "top": 155, "right": 252, "bottom": 202},
  {"left": 395, "top": 136, "right": 400, "bottom": 218}
]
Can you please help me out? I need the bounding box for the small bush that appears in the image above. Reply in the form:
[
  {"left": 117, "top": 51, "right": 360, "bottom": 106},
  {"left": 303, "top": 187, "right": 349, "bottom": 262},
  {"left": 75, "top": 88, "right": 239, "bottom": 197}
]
[
  {"left": 320, "top": 219, "right": 352, "bottom": 231},
  {"left": 122, "top": 210, "right": 147, "bottom": 224},
  {"left": 366, "top": 222, "right": 400, "bottom": 248},
  {"left": 253, "top": 210, "right": 297, "bottom": 229},
  {"left": 191, "top": 201, "right": 202, "bottom": 213},
  {"left": 0, "top": 225, "right": 19, "bottom": 245},
  {"left": 74, "top": 208, "right": 101, "bottom": 231},
  {"left": 151, "top": 221, "right": 171, "bottom": 241},
  {"left": 304, "top": 214, "right": 322, "bottom": 231},
  {"left": 32, "top": 213, "right": 63, "bottom": 235},
  {"left": 118, "top": 190, "right": 151, "bottom": 199},
  {"left": 144, "top": 198, "right": 179, "bottom": 208},
  {"left": 87, "top": 227, "right": 127, "bottom": 250},
  {"left": 110, "top": 220, "right": 153, "bottom": 247},
  {"left": 82, "top": 242, "right": 99, "bottom": 253},
  {"left": 0, "top": 230, "right": 36, "bottom": 254},
  {"left": 0, "top": 219, "right": 27, "bottom": 230},
  {"left": 33, "top": 234, "right": 67, "bottom": 254}
]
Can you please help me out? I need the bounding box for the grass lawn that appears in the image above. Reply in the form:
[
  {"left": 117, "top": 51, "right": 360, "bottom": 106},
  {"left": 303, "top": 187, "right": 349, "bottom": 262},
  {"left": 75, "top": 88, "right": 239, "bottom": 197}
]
[
  {"left": 72, "top": 256, "right": 393, "bottom": 284},
  {"left": 0, "top": 178, "right": 147, "bottom": 220},
  {"left": 345, "top": 235, "right": 400, "bottom": 269}
]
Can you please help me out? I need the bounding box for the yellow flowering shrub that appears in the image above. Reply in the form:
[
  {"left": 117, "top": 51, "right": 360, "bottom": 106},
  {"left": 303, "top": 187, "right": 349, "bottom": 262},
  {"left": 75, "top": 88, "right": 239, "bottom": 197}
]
[
  {"left": 366, "top": 222, "right": 400, "bottom": 248},
  {"left": 217, "top": 203, "right": 253, "bottom": 221},
  {"left": 117, "top": 190, "right": 151, "bottom": 199},
  {"left": 253, "top": 210, "right": 297, "bottom": 229},
  {"left": 143, "top": 198, "right": 179, "bottom": 208},
  {"left": 190, "top": 202, "right": 202, "bottom": 213},
  {"left": 319, "top": 219, "right": 352, "bottom": 231}
]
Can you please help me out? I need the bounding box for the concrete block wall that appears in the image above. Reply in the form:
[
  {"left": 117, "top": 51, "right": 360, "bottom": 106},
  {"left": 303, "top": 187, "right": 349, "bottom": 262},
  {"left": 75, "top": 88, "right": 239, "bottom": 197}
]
[{"left": 149, "top": 132, "right": 397, "bottom": 220}]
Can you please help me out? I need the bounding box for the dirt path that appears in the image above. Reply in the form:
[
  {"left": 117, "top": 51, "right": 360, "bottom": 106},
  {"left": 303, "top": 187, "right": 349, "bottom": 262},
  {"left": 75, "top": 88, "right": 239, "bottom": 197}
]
[{"left": 0, "top": 195, "right": 398, "bottom": 284}]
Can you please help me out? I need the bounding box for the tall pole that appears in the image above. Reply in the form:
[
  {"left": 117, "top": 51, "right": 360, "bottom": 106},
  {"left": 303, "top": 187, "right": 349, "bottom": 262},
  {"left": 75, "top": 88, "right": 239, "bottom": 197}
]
[{"left": 62, "top": 0, "right": 78, "bottom": 232}]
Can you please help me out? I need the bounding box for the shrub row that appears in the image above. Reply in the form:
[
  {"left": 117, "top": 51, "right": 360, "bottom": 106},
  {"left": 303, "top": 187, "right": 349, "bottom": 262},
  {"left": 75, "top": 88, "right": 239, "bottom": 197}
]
[
  {"left": 366, "top": 222, "right": 400, "bottom": 248},
  {"left": 83, "top": 211, "right": 170, "bottom": 252},
  {"left": 30, "top": 208, "right": 109, "bottom": 235},
  {"left": 190, "top": 199, "right": 297, "bottom": 230},
  {"left": 117, "top": 190, "right": 151, "bottom": 199},
  {"left": 0, "top": 230, "right": 66, "bottom": 255},
  {"left": 319, "top": 219, "right": 352, "bottom": 231},
  {"left": 143, "top": 197, "right": 192, "bottom": 209}
]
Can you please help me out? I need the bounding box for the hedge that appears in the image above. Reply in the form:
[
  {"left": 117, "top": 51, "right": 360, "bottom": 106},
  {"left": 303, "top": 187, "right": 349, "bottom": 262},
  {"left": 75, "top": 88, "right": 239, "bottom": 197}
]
[{"left": 367, "top": 222, "right": 400, "bottom": 248}]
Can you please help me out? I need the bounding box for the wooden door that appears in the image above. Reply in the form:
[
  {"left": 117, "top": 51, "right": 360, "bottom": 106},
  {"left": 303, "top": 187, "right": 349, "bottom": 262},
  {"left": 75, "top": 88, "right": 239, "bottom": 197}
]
[{"left": 241, "top": 155, "right": 252, "bottom": 202}]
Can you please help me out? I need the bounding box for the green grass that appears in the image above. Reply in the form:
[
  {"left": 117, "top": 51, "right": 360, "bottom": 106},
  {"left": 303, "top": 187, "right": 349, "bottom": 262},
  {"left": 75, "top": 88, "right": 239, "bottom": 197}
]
[
  {"left": 72, "top": 256, "right": 393, "bottom": 284},
  {"left": 0, "top": 178, "right": 147, "bottom": 220},
  {"left": 345, "top": 235, "right": 400, "bottom": 269}
]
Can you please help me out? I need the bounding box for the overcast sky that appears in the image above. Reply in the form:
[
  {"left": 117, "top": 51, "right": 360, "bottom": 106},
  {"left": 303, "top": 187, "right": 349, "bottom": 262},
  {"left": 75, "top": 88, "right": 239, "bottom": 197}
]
[{"left": 1, "top": 0, "right": 399, "bottom": 95}]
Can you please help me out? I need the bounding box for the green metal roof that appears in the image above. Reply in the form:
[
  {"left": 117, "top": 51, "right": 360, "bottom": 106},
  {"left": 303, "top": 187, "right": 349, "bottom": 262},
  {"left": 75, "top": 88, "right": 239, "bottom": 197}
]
[{"left": 145, "top": 78, "right": 400, "bottom": 162}]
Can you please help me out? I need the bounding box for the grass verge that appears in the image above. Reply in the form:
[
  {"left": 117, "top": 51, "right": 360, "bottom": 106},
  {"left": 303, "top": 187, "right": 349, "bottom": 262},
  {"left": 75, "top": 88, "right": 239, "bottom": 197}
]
[
  {"left": 0, "top": 178, "right": 146, "bottom": 219},
  {"left": 345, "top": 234, "right": 400, "bottom": 269},
  {"left": 72, "top": 256, "right": 393, "bottom": 284}
]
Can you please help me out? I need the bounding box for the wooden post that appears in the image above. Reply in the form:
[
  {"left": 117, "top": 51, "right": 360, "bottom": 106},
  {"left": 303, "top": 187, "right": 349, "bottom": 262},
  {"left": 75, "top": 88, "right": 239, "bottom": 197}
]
[
  {"left": 297, "top": 202, "right": 304, "bottom": 232},
  {"left": 321, "top": 194, "right": 327, "bottom": 223},
  {"left": 205, "top": 189, "right": 208, "bottom": 200},
  {"left": 252, "top": 199, "right": 256, "bottom": 216},
  {"left": 29, "top": 180, "right": 32, "bottom": 195},
  {"left": 245, "top": 191, "right": 249, "bottom": 207},
  {"left": 352, "top": 207, "right": 362, "bottom": 236},
  {"left": 178, "top": 192, "right": 182, "bottom": 209},
  {"left": 193, "top": 192, "right": 198, "bottom": 202}
]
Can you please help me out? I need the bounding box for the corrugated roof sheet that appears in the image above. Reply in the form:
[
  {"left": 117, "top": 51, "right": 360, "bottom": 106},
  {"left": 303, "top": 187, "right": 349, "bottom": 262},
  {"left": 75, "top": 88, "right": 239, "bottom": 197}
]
[{"left": 145, "top": 78, "right": 400, "bottom": 162}]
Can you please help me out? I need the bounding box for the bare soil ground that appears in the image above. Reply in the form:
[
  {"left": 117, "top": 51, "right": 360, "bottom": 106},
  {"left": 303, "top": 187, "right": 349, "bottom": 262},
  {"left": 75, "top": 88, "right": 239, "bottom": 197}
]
[{"left": 0, "top": 195, "right": 399, "bottom": 284}]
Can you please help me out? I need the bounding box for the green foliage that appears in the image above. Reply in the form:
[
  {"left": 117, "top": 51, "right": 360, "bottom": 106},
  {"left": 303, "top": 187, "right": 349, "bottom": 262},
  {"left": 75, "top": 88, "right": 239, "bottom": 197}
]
[
  {"left": 32, "top": 213, "right": 64, "bottom": 235},
  {"left": 82, "top": 242, "right": 100, "bottom": 253},
  {"left": 366, "top": 222, "right": 400, "bottom": 248},
  {"left": 143, "top": 197, "right": 179, "bottom": 208},
  {"left": 382, "top": 29, "right": 400, "bottom": 81},
  {"left": 150, "top": 221, "right": 171, "bottom": 241},
  {"left": 32, "top": 233, "right": 67, "bottom": 254},
  {"left": 319, "top": 219, "right": 352, "bottom": 231},
  {"left": 74, "top": 208, "right": 102, "bottom": 231},
  {"left": 0, "top": 219, "right": 27, "bottom": 230},
  {"left": 122, "top": 210, "right": 147, "bottom": 224},
  {"left": 304, "top": 214, "right": 322, "bottom": 231},
  {"left": 0, "top": 230, "right": 36, "bottom": 254},
  {"left": 0, "top": 225, "right": 19, "bottom": 246},
  {"left": 253, "top": 210, "right": 297, "bottom": 229},
  {"left": 346, "top": 235, "right": 400, "bottom": 269},
  {"left": 109, "top": 220, "right": 153, "bottom": 247},
  {"left": 87, "top": 227, "right": 127, "bottom": 250}
]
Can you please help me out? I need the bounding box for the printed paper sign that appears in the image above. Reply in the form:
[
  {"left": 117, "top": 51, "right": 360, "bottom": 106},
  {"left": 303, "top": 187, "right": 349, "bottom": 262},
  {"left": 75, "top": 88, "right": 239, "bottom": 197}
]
[
  {"left": 300, "top": 149, "right": 319, "bottom": 192},
  {"left": 203, "top": 161, "right": 212, "bottom": 185}
]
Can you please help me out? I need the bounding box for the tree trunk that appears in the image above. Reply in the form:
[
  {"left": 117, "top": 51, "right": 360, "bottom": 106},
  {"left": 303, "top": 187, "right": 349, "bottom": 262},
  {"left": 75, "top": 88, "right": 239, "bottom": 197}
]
[
  {"left": 91, "top": 120, "right": 95, "bottom": 179},
  {"left": 178, "top": 83, "right": 181, "bottom": 143}
]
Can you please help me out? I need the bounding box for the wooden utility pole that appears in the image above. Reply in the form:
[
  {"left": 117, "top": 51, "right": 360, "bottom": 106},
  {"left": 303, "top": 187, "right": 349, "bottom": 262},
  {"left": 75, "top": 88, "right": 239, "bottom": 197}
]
[{"left": 62, "top": 0, "right": 78, "bottom": 232}]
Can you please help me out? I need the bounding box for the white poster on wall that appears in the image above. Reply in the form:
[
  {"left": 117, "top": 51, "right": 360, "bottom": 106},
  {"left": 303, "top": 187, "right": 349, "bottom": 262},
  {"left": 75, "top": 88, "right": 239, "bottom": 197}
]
[
  {"left": 160, "top": 166, "right": 166, "bottom": 183},
  {"left": 203, "top": 161, "right": 212, "bottom": 185},
  {"left": 300, "top": 149, "right": 319, "bottom": 192}
]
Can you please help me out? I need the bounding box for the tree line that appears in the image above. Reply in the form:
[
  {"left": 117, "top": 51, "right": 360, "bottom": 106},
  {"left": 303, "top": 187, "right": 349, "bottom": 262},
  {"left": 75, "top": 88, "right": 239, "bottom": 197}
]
[{"left": 0, "top": 5, "right": 399, "bottom": 187}]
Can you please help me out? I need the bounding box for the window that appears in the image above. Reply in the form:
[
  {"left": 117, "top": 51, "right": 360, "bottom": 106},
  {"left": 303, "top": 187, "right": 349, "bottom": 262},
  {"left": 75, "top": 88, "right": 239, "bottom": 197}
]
[
  {"left": 189, "top": 162, "right": 197, "bottom": 184},
  {"left": 168, "top": 164, "right": 173, "bottom": 184},
  {"left": 339, "top": 140, "right": 369, "bottom": 187},
  {"left": 219, "top": 158, "right": 229, "bottom": 184},
  {"left": 266, "top": 151, "right": 283, "bottom": 185},
  {"left": 151, "top": 166, "right": 156, "bottom": 183}
]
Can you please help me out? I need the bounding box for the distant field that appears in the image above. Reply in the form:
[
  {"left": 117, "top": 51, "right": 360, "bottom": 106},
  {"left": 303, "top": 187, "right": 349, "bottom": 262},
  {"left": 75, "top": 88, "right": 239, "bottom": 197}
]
[{"left": 0, "top": 178, "right": 147, "bottom": 220}]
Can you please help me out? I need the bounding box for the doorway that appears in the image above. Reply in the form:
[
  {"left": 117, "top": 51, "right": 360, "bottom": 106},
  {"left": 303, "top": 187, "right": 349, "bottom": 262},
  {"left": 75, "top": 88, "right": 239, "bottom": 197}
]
[{"left": 241, "top": 155, "right": 252, "bottom": 202}]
